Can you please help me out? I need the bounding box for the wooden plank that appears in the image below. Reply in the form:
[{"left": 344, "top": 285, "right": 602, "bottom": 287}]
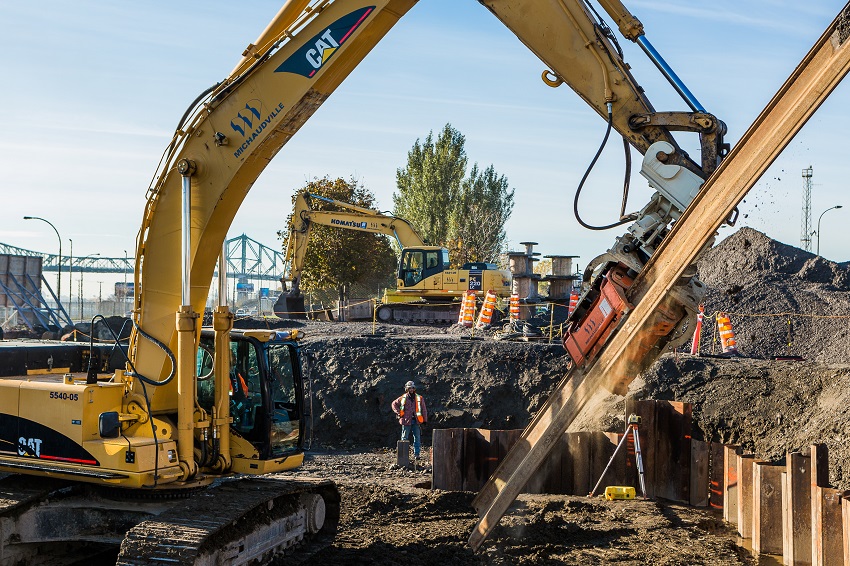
[
  {"left": 812, "top": 486, "right": 845, "bottom": 566},
  {"left": 753, "top": 462, "right": 784, "bottom": 556},
  {"left": 654, "top": 401, "right": 692, "bottom": 502},
  {"left": 523, "top": 430, "right": 559, "bottom": 495},
  {"left": 469, "top": 11, "right": 850, "bottom": 545},
  {"left": 589, "top": 431, "right": 616, "bottom": 494},
  {"left": 841, "top": 492, "right": 850, "bottom": 566},
  {"left": 810, "top": 444, "right": 832, "bottom": 566},
  {"left": 724, "top": 445, "right": 741, "bottom": 525},
  {"left": 737, "top": 455, "right": 757, "bottom": 539},
  {"left": 690, "top": 439, "right": 709, "bottom": 507},
  {"left": 566, "top": 431, "right": 592, "bottom": 496},
  {"left": 812, "top": 444, "right": 830, "bottom": 488},
  {"left": 463, "top": 429, "right": 492, "bottom": 492},
  {"left": 784, "top": 452, "right": 813, "bottom": 566},
  {"left": 709, "top": 442, "right": 725, "bottom": 510},
  {"left": 431, "top": 429, "right": 464, "bottom": 491}
]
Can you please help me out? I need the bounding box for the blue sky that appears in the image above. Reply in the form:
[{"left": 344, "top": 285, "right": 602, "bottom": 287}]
[{"left": 1, "top": 0, "right": 847, "bottom": 299}]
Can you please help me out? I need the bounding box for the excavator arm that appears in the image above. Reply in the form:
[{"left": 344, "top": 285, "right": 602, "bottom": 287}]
[{"left": 282, "top": 190, "right": 427, "bottom": 297}]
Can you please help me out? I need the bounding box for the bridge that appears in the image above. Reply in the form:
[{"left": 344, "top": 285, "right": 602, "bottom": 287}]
[{"left": 0, "top": 234, "right": 285, "bottom": 283}]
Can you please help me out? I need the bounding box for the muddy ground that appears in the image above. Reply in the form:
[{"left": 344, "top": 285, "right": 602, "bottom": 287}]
[
  {"left": 268, "top": 227, "right": 849, "bottom": 564},
  {"left": 278, "top": 451, "right": 750, "bottom": 565}
]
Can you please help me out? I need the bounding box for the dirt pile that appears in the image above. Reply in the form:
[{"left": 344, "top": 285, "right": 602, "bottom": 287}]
[
  {"left": 695, "top": 227, "right": 850, "bottom": 361},
  {"left": 301, "top": 332, "right": 570, "bottom": 448},
  {"left": 635, "top": 355, "right": 850, "bottom": 489}
]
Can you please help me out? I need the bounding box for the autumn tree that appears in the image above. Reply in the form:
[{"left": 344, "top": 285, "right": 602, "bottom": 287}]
[
  {"left": 280, "top": 177, "right": 397, "bottom": 304},
  {"left": 394, "top": 124, "right": 514, "bottom": 266}
]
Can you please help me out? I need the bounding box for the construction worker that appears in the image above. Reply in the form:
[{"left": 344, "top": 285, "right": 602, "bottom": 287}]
[{"left": 392, "top": 380, "right": 428, "bottom": 459}]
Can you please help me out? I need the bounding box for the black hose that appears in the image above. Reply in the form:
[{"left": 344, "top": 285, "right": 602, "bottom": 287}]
[{"left": 572, "top": 109, "right": 637, "bottom": 231}]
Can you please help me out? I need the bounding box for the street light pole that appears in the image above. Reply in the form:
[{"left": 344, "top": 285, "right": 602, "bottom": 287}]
[
  {"left": 23, "top": 216, "right": 61, "bottom": 308},
  {"left": 816, "top": 205, "right": 843, "bottom": 256}
]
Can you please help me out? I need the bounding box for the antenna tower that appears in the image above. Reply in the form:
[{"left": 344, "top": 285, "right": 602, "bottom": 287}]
[{"left": 801, "top": 166, "right": 813, "bottom": 251}]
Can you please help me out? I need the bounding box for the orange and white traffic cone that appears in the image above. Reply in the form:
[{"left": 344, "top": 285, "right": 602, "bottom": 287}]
[
  {"left": 457, "top": 293, "right": 467, "bottom": 326},
  {"left": 476, "top": 290, "right": 498, "bottom": 329},
  {"left": 567, "top": 291, "right": 579, "bottom": 318},
  {"left": 690, "top": 304, "right": 705, "bottom": 355},
  {"left": 461, "top": 291, "right": 476, "bottom": 328},
  {"left": 509, "top": 294, "right": 520, "bottom": 323},
  {"left": 717, "top": 312, "right": 739, "bottom": 355}
]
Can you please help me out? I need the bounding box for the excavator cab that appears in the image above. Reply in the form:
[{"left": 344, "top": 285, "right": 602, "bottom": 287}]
[
  {"left": 197, "top": 329, "right": 304, "bottom": 461},
  {"left": 398, "top": 247, "right": 449, "bottom": 287}
]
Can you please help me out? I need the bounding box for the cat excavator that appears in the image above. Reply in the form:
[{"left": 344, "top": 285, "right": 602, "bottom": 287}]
[
  {"left": 4, "top": 0, "right": 841, "bottom": 562},
  {"left": 275, "top": 190, "right": 511, "bottom": 322}
]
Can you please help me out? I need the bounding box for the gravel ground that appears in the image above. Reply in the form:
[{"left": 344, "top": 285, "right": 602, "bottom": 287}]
[{"left": 279, "top": 450, "right": 753, "bottom": 566}]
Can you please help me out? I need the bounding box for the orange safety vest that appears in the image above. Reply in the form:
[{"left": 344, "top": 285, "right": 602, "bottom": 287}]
[{"left": 397, "top": 393, "right": 424, "bottom": 423}]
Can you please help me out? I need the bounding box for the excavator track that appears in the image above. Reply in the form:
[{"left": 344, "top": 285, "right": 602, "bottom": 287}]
[
  {"left": 117, "top": 477, "right": 339, "bottom": 565},
  {"left": 0, "top": 473, "right": 338, "bottom": 565}
]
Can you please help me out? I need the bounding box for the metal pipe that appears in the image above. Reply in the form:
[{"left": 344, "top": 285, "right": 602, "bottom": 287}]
[
  {"left": 178, "top": 160, "right": 196, "bottom": 306},
  {"left": 636, "top": 35, "right": 705, "bottom": 113}
]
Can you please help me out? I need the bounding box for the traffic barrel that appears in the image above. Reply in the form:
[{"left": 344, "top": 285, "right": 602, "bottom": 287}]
[
  {"left": 460, "top": 291, "right": 476, "bottom": 328},
  {"left": 476, "top": 290, "right": 498, "bottom": 328},
  {"left": 509, "top": 294, "right": 520, "bottom": 322},
  {"left": 717, "top": 312, "right": 738, "bottom": 354},
  {"left": 567, "top": 291, "right": 579, "bottom": 318}
]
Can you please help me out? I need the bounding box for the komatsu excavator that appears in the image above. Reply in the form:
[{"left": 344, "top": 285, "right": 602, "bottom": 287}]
[
  {"left": 3, "top": 0, "right": 842, "bottom": 562},
  {"left": 275, "top": 190, "right": 511, "bottom": 322}
]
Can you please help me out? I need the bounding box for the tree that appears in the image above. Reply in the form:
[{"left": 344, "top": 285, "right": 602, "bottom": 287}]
[
  {"left": 394, "top": 123, "right": 467, "bottom": 246},
  {"left": 394, "top": 124, "right": 514, "bottom": 266},
  {"left": 280, "top": 177, "right": 397, "bottom": 304},
  {"left": 448, "top": 164, "right": 514, "bottom": 266}
]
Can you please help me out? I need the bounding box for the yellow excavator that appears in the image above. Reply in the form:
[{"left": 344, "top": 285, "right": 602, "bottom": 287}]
[
  {"left": 275, "top": 190, "right": 512, "bottom": 322},
  {"left": 4, "top": 0, "right": 836, "bottom": 561}
]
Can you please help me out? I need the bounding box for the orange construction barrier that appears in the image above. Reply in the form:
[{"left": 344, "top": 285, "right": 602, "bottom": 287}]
[
  {"left": 509, "top": 294, "right": 520, "bottom": 322},
  {"left": 567, "top": 291, "right": 579, "bottom": 318},
  {"left": 476, "top": 290, "right": 498, "bottom": 328},
  {"left": 690, "top": 304, "right": 705, "bottom": 355},
  {"left": 459, "top": 291, "right": 476, "bottom": 328},
  {"left": 717, "top": 312, "right": 738, "bottom": 354}
]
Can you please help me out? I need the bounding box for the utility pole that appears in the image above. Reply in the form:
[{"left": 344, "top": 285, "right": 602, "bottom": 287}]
[{"left": 801, "top": 166, "right": 813, "bottom": 251}]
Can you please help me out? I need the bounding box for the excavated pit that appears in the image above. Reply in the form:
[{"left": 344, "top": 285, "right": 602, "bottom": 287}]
[{"left": 274, "top": 227, "right": 848, "bottom": 564}]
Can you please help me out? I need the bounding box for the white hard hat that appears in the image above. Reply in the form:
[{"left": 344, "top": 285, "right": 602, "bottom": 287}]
[{"left": 405, "top": 381, "right": 415, "bottom": 389}]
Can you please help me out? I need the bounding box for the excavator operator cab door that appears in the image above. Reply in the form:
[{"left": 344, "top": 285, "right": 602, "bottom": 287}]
[
  {"left": 399, "top": 248, "right": 448, "bottom": 288},
  {"left": 196, "top": 334, "right": 304, "bottom": 460}
]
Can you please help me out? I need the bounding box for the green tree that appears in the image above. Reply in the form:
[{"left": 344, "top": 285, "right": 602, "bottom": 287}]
[
  {"left": 448, "top": 164, "right": 514, "bottom": 266},
  {"left": 394, "top": 123, "right": 467, "bottom": 246},
  {"left": 394, "top": 124, "right": 514, "bottom": 266},
  {"left": 280, "top": 177, "right": 397, "bottom": 304}
]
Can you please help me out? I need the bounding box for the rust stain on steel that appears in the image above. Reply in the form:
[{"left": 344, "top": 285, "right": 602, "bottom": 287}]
[{"left": 469, "top": 3, "right": 850, "bottom": 552}]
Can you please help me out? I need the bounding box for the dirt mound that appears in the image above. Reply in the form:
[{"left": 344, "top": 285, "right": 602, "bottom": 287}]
[
  {"left": 695, "top": 227, "right": 850, "bottom": 361},
  {"left": 635, "top": 354, "right": 850, "bottom": 489},
  {"left": 302, "top": 333, "right": 570, "bottom": 448}
]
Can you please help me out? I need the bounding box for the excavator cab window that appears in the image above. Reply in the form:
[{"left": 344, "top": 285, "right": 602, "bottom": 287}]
[
  {"left": 265, "top": 343, "right": 302, "bottom": 456},
  {"left": 400, "top": 250, "right": 424, "bottom": 287}
]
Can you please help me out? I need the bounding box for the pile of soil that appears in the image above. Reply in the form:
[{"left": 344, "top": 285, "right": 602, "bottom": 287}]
[
  {"left": 634, "top": 355, "right": 850, "bottom": 489},
  {"left": 301, "top": 332, "right": 570, "bottom": 448},
  {"left": 695, "top": 227, "right": 850, "bottom": 361}
]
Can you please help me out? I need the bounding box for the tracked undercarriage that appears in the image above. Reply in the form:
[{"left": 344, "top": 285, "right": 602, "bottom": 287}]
[{"left": 0, "top": 474, "right": 339, "bottom": 565}]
